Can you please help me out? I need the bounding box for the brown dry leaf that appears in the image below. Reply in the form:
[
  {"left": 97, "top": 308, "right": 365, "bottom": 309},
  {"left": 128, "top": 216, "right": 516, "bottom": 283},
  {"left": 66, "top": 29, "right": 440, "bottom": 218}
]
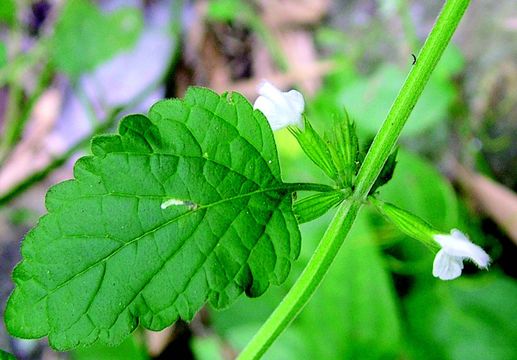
[
  {"left": 249, "top": 25, "right": 333, "bottom": 96},
  {"left": 0, "top": 88, "right": 61, "bottom": 195},
  {"left": 456, "top": 165, "right": 517, "bottom": 245},
  {"left": 182, "top": 1, "right": 233, "bottom": 92},
  {"left": 181, "top": 0, "right": 331, "bottom": 97},
  {"left": 276, "top": 30, "right": 322, "bottom": 94},
  {"left": 260, "top": 0, "right": 330, "bottom": 27},
  {"left": 222, "top": 60, "right": 335, "bottom": 99},
  {"left": 145, "top": 328, "right": 173, "bottom": 357},
  {"left": 255, "top": 0, "right": 330, "bottom": 94}
]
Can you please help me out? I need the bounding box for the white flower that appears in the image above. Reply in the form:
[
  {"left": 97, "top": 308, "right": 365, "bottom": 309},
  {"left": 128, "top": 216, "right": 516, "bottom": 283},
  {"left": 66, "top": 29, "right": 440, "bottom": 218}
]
[
  {"left": 253, "top": 81, "right": 304, "bottom": 131},
  {"left": 432, "top": 229, "right": 490, "bottom": 280}
]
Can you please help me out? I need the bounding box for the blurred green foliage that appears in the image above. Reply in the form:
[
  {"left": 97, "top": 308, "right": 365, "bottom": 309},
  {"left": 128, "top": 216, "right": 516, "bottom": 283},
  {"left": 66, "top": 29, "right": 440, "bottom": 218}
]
[
  {"left": 313, "top": 46, "right": 464, "bottom": 137},
  {"left": 0, "top": 349, "right": 16, "bottom": 360},
  {"left": 379, "top": 150, "right": 458, "bottom": 229},
  {"left": 191, "top": 38, "right": 506, "bottom": 357},
  {"left": 0, "top": 42, "right": 6, "bottom": 69},
  {"left": 72, "top": 334, "right": 148, "bottom": 360},
  {"left": 406, "top": 275, "right": 517, "bottom": 360},
  {"left": 0, "top": 1, "right": 514, "bottom": 359},
  {"left": 51, "top": 0, "right": 143, "bottom": 77},
  {"left": 0, "top": 0, "right": 16, "bottom": 26}
]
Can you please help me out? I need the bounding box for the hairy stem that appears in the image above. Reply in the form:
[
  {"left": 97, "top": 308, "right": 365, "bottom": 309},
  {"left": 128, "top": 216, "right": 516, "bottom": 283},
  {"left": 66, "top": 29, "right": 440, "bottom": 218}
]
[
  {"left": 238, "top": 0, "right": 471, "bottom": 358},
  {"left": 286, "top": 183, "right": 336, "bottom": 193}
]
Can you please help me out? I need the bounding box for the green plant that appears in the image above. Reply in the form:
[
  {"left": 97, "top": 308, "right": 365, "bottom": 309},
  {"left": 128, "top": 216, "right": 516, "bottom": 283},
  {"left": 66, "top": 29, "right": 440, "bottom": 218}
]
[{"left": 4, "top": 0, "right": 492, "bottom": 358}]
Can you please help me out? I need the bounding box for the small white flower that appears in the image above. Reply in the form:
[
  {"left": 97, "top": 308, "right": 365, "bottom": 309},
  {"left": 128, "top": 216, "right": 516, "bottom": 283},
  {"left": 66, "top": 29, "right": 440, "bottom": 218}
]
[
  {"left": 253, "top": 81, "right": 304, "bottom": 131},
  {"left": 432, "top": 229, "right": 490, "bottom": 280}
]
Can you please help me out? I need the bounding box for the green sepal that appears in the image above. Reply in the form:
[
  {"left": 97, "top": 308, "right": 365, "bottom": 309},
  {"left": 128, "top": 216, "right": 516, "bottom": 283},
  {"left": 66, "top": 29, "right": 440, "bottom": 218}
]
[
  {"left": 369, "top": 148, "right": 398, "bottom": 195},
  {"left": 294, "top": 189, "right": 350, "bottom": 224},
  {"left": 369, "top": 197, "right": 439, "bottom": 250},
  {"left": 326, "top": 111, "right": 360, "bottom": 188},
  {"left": 289, "top": 117, "right": 339, "bottom": 183}
]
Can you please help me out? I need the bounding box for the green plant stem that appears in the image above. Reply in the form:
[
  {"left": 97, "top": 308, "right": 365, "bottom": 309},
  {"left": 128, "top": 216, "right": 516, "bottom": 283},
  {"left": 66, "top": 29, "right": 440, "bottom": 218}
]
[
  {"left": 0, "top": 107, "right": 123, "bottom": 208},
  {"left": 1, "top": 85, "right": 23, "bottom": 148},
  {"left": 286, "top": 183, "right": 335, "bottom": 193},
  {"left": 238, "top": 0, "right": 471, "bottom": 358},
  {"left": 74, "top": 81, "right": 101, "bottom": 127},
  {"left": 0, "top": 39, "right": 48, "bottom": 87},
  {"left": 353, "top": 0, "right": 470, "bottom": 197},
  {"left": 239, "top": 199, "right": 360, "bottom": 359},
  {"left": 0, "top": 62, "right": 54, "bottom": 163},
  {"left": 247, "top": 16, "right": 289, "bottom": 72},
  {"left": 239, "top": 2, "right": 289, "bottom": 71}
]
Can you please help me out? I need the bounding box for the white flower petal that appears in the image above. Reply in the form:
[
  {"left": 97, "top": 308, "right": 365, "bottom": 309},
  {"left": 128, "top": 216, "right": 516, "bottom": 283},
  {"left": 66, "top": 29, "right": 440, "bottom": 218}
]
[
  {"left": 433, "top": 229, "right": 490, "bottom": 268},
  {"left": 432, "top": 250, "right": 464, "bottom": 280},
  {"left": 432, "top": 229, "right": 490, "bottom": 280},
  {"left": 258, "top": 80, "right": 285, "bottom": 99},
  {"left": 285, "top": 90, "right": 305, "bottom": 114},
  {"left": 253, "top": 81, "right": 305, "bottom": 131},
  {"left": 253, "top": 96, "right": 284, "bottom": 130}
]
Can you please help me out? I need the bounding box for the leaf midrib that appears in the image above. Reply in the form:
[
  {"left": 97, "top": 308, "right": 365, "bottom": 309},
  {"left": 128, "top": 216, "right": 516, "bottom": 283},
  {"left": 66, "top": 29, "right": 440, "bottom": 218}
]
[{"left": 42, "top": 183, "right": 296, "bottom": 297}]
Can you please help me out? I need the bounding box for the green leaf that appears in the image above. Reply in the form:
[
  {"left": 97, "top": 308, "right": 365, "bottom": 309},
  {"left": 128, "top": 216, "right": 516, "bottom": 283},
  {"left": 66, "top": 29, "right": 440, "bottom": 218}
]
[
  {"left": 191, "top": 335, "right": 224, "bottom": 360},
  {"left": 0, "top": 42, "right": 6, "bottom": 69},
  {"left": 0, "top": 349, "right": 16, "bottom": 360},
  {"left": 51, "top": 0, "right": 143, "bottom": 77},
  {"left": 296, "top": 213, "right": 402, "bottom": 359},
  {"left": 369, "top": 147, "right": 398, "bottom": 195},
  {"left": 5, "top": 87, "right": 302, "bottom": 350},
  {"left": 72, "top": 333, "right": 148, "bottom": 360},
  {"left": 405, "top": 275, "right": 517, "bottom": 360},
  {"left": 0, "top": 0, "right": 16, "bottom": 25},
  {"left": 211, "top": 213, "right": 402, "bottom": 359},
  {"left": 206, "top": 0, "right": 244, "bottom": 22},
  {"left": 338, "top": 64, "right": 455, "bottom": 136}
]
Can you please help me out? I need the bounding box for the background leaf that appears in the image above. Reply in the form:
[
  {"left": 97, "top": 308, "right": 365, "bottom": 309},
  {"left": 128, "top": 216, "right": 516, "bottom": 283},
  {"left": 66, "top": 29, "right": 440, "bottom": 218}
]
[
  {"left": 5, "top": 88, "right": 301, "bottom": 350},
  {"left": 0, "top": 0, "right": 16, "bottom": 26},
  {"left": 0, "top": 42, "right": 6, "bottom": 69},
  {"left": 311, "top": 45, "right": 463, "bottom": 138},
  {"left": 72, "top": 334, "right": 148, "bottom": 360},
  {"left": 405, "top": 275, "right": 517, "bottom": 360},
  {"left": 210, "top": 212, "right": 402, "bottom": 359},
  {"left": 378, "top": 150, "right": 458, "bottom": 230},
  {"left": 294, "top": 212, "right": 402, "bottom": 359},
  {"left": 0, "top": 349, "right": 16, "bottom": 360},
  {"left": 51, "top": 0, "right": 143, "bottom": 77},
  {"left": 341, "top": 64, "right": 454, "bottom": 136}
]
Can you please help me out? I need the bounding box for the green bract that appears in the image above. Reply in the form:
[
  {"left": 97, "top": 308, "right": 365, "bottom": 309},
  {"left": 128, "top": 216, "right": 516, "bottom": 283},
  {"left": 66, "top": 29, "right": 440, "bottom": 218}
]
[{"left": 5, "top": 87, "right": 302, "bottom": 350}]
